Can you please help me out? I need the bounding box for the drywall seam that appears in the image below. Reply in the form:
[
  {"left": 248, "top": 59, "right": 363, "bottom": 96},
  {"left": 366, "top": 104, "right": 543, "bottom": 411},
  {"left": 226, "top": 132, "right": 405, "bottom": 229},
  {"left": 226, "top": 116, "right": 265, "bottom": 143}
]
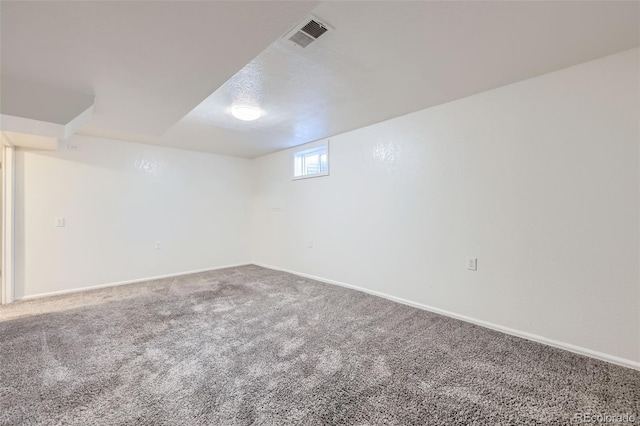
[
  {"left": 17, "top": 263, "right": 251, "bottom": 301},
  {"left": 253, "top": 263, "right": 640, "bottom": 371}
]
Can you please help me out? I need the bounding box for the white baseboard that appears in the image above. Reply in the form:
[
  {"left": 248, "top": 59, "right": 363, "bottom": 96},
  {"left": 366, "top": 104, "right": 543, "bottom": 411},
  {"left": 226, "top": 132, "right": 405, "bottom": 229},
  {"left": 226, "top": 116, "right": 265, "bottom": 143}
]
[
  {"left": 17, "top": 263, "right": 252, "bottom": 301},
  {"left": 253, "top": 263, "right": 640, "bottom": 371}
]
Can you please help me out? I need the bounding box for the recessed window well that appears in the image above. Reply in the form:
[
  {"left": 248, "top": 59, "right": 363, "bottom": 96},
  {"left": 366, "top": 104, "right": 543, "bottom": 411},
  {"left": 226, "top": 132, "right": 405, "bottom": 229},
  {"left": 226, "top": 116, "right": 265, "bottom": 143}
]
[{"left": 293, "top": 140, "right": 329, "bottom": 180}]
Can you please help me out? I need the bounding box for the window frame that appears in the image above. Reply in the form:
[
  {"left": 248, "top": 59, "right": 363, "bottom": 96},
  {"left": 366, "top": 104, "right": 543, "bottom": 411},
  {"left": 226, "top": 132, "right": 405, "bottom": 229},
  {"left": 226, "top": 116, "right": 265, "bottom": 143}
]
[{"left": 292, "top": 140, "right": 330, "bottom": 180}]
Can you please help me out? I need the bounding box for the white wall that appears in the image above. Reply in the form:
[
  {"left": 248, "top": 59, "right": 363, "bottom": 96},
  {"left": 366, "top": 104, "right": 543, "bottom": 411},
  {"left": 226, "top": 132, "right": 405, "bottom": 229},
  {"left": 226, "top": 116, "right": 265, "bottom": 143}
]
[
  {"left": 15, "top": 134, "right": 252, "bottom": 299},
  {"left": 252, "top": 48, "right": 640, "bottom": 366}
]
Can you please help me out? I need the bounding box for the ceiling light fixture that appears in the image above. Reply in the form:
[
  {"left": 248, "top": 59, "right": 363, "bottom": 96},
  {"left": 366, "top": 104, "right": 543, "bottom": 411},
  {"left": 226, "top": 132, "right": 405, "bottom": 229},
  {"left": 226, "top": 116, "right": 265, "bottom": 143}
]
[{"left": 231, "top": 105, "right": 261, "bottom": 121}]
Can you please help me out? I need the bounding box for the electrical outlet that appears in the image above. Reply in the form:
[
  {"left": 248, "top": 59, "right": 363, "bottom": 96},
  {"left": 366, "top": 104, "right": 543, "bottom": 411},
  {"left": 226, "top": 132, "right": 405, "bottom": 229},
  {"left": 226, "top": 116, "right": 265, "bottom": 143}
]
[
  {"left": 308, "top": 240, "right": 313, "bottom": 248},
  {"left": 55, "top": 217, "right": 65, "bottom": 227},
  {"left": 466, "top": 257, "right": 477, "bottom": 271},
  {"left": 155, "top": 241, "right": 162, "bottom": 249}
]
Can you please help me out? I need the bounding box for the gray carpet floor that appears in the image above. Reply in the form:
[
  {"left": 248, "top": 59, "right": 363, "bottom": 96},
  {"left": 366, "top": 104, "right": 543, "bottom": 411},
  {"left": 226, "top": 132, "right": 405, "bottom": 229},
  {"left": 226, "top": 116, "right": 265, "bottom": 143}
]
[{"left": 0, "top": 265, "right": 638, "bottom": 425}]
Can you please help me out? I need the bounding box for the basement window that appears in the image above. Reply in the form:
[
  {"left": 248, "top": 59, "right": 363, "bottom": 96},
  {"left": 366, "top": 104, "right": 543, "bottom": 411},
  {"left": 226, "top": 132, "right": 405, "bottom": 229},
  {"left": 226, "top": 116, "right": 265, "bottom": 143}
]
[{"left": 293, "top": 140, "right": 329, "bottom": 180}]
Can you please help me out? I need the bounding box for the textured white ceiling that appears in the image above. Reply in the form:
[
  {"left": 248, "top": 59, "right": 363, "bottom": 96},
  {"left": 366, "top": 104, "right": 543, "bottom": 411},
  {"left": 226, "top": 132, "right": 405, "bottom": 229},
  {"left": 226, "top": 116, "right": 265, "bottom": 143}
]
[
  {"left": 0, "top": 1, "right": 317, "bottom": 136},
  {"left": 2, "top": 1, "right": 639, "bottom": 158}
]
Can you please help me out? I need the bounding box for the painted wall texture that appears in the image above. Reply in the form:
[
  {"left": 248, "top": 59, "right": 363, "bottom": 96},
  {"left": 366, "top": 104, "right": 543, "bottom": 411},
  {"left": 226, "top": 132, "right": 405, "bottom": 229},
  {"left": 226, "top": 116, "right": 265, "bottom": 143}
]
[
  {"left": 15, "top": 135, "right": 253, "bottom": 298},
  {"left": 13, "top": 48, "right": 639, "bottom": 368},
  {"left": 252, "top": 48, "right": 640, "bottom": 365}
]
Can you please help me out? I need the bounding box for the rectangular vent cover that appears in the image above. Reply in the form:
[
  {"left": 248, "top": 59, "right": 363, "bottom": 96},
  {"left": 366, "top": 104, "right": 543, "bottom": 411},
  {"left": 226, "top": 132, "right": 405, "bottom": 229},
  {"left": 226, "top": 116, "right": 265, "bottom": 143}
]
[
  {"left": 288, "top": 19, "right": 329, "bottom": 48},
  {"left": 289, "top": 31, "right": 315, "bottom": 48},
  {"left": 301, "top": 20, "right": 328, "bottom": 39}
]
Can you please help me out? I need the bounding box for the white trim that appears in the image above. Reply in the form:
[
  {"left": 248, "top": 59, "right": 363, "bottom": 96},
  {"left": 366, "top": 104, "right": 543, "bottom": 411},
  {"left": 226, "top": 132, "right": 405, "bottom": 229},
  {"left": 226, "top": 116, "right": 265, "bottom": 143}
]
[
  {"left": 1, "top": 146, "right": 15, "bottom": 305},
  {"left": 16, "top": 263, "right": 251, "bottom": 301},
  {"left": 292, "top": 171, "right": 329, "bottom": 181},
  {"left": 253, "top": 263, "right": 640, "bottom": 371}
]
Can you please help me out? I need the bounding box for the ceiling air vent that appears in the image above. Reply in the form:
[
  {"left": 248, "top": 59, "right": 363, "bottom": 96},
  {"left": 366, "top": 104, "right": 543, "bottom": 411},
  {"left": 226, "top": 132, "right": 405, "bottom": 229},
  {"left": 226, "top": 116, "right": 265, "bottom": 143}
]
[
  {"left": 286, "top": 18, "right": 330, "bottom": 48},
  {"left": 300, "top": 20, "right": 328, "bottom": 39},
  {"left": 289, "top": 30, "right": 315, "bottom": 48}
]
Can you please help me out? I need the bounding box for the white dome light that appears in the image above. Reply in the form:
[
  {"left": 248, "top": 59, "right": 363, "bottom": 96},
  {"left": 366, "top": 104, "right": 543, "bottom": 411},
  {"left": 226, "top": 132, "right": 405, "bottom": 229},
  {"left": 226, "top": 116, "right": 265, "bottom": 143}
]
[{"left": 231, "top": 105, "right": 261, "bottom": 121}]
